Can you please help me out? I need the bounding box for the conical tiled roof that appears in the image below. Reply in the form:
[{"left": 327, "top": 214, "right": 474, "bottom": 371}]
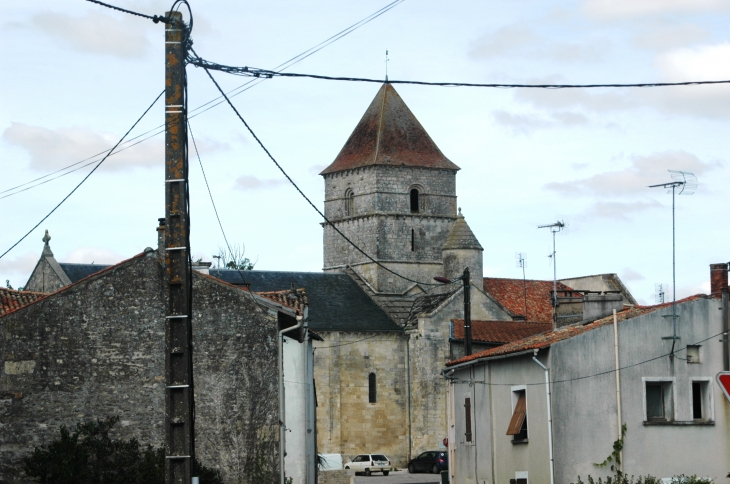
[
  {"left": 442, "top": 210, "right": 482, "bottom": 250},
  {"left": 320, "top": 84, "right": 460, "bottom": 175}
]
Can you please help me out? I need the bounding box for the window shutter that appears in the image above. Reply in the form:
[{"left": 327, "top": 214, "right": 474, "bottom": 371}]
[
  {"left": 464, "top": 397, "right": 472, "bottom": 442},
  {"left": 506, "top": 394, "right": 527, "bottom": 435}
]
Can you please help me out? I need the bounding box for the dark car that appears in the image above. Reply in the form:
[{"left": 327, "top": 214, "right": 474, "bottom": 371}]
[{"left": 407, "top": 451, "right": 448, "bottom": 474}]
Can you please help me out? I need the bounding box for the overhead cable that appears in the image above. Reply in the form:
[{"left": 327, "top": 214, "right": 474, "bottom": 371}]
[
  {"left": 195, "top": 49, "right": 439, "bottom": 287},
  {"left": 0, "top": 90, "right": 165, "bottom": 261},
  {"left": 188, "top": 58, "right": 730, "bottom": 90},
  {"left": 85, "top": 0, "right": 169, "bottom": 23},
  {"left": 2, "top": 0, "right": 404, "bottom": 199}
]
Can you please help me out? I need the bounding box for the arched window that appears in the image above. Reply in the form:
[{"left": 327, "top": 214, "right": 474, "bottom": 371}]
[
  {"left": 368, "top": 372, "right": 377, "bottom": 403},
  {"left": 344, "top": 189, "right": 354, "bottom": 216},
  {"left": 410, "top": 188, "right": 420, "bottom": 213}
]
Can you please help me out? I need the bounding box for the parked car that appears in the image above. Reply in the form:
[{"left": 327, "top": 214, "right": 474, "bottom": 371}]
[
  {"left": 407, "top": 450, "right": 448, "bottom": 474},
  {"left": 344, "top": 454, "right": 392, "bottom": 476}
]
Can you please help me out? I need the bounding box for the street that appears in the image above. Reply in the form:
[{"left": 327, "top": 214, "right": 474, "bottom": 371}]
[{"left": 349, "top": 469, "right": 444, "bottom": 484}]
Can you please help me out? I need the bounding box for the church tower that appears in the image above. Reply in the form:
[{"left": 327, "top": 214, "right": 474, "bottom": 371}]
[{"left": 321, "top": 84, "right": 460, "bottom": 294}]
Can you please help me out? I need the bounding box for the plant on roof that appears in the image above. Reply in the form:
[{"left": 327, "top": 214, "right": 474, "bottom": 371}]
[{"left": 214, "top": 244, "right": 255, "bottom": 271}]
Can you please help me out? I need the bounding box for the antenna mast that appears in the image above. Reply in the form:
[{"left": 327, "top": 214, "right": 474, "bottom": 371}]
[
  {"left": 516, "top": 252, "right": 527, "bottom": 319},
  {"left": 649, "top": 170, "right": 697, "bottom": 357},
  {"left": 538, "top": 221, "right": 565, "bottom": 310}
]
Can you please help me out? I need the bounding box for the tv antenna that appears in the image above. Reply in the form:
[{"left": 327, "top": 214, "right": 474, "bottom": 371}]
[
  {"left": 385, "top": 50, "right": 389, "bottom": 82},
  {"left": 516, "top": 252, "right": 528, "bottom": 319},
  {"left": 649, "top": 170, "right": 697, "bottom": 357},
  {"left": 538, "top": 220, "right": 565, "bottom": 308},
  {"left": 654, "top": 283, "right": 666, "bottom": 304}
]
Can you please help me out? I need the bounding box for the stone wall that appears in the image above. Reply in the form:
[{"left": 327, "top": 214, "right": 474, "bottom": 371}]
[
  {"left": 313, "top": 332, "right": 408, "bottom": 466},
  {"left": 317, "top": 470, "right": 351, "bottom": 484},
  {"left": 0, "top": 252, "right": 280, "bottom": 484}
]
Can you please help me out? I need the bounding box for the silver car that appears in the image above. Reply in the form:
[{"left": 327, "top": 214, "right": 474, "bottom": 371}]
[{"left": 344, "top": 453, "right": 391, "bottom": 476}]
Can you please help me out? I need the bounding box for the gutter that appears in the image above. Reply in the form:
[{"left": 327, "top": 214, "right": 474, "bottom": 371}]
[
  {"left": 279, "top": 307, "right": 307, "bottom": 484},
  {"left": 532, "top": 349, "right": 555, "bottom": 484},
  {"left": 443, "top": 348, "right": 543, "bottom": 374}
]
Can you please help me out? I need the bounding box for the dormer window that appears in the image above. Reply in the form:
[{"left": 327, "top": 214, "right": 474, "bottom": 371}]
[
  {"left": 410, "top": 188, "right": 420, "bottom": 213},
  {"left": 345, "top": 189, "right": 354, "bottom": 216}
]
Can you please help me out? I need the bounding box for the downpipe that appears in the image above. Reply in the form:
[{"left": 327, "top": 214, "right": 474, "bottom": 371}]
[
  {"left": 532, "top": 350, "right": 555, "bottom": 484},
  {"left": 279, "top": 310, "right": 306, "bottom": 484}
]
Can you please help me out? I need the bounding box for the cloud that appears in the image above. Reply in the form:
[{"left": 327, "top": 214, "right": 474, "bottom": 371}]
[
  {"left": 582, "top": 0, "right": 729, "bottom": 20},
  {"left": 31, "top": 11, "right": 150, "bottom": 58},
  {"left": 581, "top": 200, "right": 663, "bottom": 220},
  {"left": 493, "top": 110, "right": 589, "bottom": 134},
  {"left": 545, "top": 150, "right": 722, "bottom": 197},
  {"left": 677, "top": 281, "right": 711, "bottom": 299},
  {"left": 308, "top": 164, "right": 328, "bottom": 175},
  {"left": 234, "top": 176, "right": 287, "bottom": 190},
  {"left": 621, "top": 267, "right": 646, "bottom": 282},
  {"left": 0, "top": 252, "right": 38, "bottom": 287},
  {"left": 469, "top": 25, "right": 609, "bottom": 62},
  {"left": 632, "top": 23, "right": 710, "bottom": 51},
  {"left": 63, "top": 247, "right": 124, "bottom": 264},
  {"left": 3, "top": 122, "right": 163, "bottom": 171}
]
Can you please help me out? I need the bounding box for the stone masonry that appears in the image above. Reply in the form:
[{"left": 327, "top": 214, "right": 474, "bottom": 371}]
[{"left": 0, "top": 250, "right": 281, "bottom": 483}]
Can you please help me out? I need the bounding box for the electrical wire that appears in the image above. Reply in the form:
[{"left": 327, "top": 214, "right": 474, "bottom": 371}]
[
  {"left": 188, "top": 122, "right": 269, "bottom": 315},
  {"left": 446, "top": 329, "right": 728, "bottom": 387},
  {"left": 195, "top": 50, "right": 440, "bottom": 288},
  {"left": 2, "top": 0, "right": 404, "bottom": 200},
  {"left": 85, "top": 0, "right": 169, "bottom": 23},
  {"left": 190, "top": 60, "right": 730, "bottom": 89},
  {"left": 0, "top": 90, "right": 165, "bottom": 261}
]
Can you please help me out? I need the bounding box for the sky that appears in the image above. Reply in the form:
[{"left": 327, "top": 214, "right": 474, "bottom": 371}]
[{"left": 1, "top": 0, "right": 729, "bottom": 305}]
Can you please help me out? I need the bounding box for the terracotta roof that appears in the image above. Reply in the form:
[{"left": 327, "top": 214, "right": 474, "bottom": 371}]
[
  {"left": 320, "top": 84, "right": 460, "bottom": 175},
  {"left": 442, "top": 211, "right": 482, "bottom": 251},
  {"left": 452, "top": 319, "right": 551, "bottom": 344},
  {"left": 447, "top": 306, "right": 659, "bottom": 366},
  {"left": 256, "top": 287, "right": 308, "bottom": 315},
  {"left": 482, "top": 277, "right": 574, "bottom": 322},
  {"left": 0, "top": 288, "right": 46, "bottom": 316}
]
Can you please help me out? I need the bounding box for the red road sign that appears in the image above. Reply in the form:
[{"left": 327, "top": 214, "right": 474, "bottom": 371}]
[{"left": 716, "top": 372, "right": 730, "bottom": 403}]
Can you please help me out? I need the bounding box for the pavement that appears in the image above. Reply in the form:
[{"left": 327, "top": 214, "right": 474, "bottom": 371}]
[{"left": 349, "top": 469, "right": 445, "bottom": 484}]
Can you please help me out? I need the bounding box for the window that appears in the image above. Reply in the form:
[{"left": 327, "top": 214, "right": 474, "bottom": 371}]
[
  {"left": 507, "top": 390, "right": 528, "bottom": 441},
  {"left": 344, "top": 189, "right": 354, "bottom": 216},
  {"left": 691, "top": 379, "right": 713, "bottom": 422},
  {"left": 368, "top": 372, "right": 376, "bottom": 403},
  {"left": 410, "top": 188, "right": 420, "bottom": 212},
  {"left": 644, "top": 379, "right": 674, "bottom": 422},
  {"left": 686, "top": 345, "right": 700, "bottom": 364},
  {"left": 464, "top": 397, "right": 472, "bottom": 442},
  {"left": 411, "top": 229, "right": 415, "bottom": 252}
]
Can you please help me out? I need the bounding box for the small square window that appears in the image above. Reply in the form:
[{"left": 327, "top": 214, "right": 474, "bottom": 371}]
[
  {"left": 686, "top": 345, "right": 700, "bottom": 364},
  {"left": 645, "top": 380, "right": 673, "bottom": 422}
]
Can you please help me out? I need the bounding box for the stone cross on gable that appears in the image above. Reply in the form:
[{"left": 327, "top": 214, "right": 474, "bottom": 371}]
[{"left": 41, "top": 230, "right": 53, "bottom": 257}]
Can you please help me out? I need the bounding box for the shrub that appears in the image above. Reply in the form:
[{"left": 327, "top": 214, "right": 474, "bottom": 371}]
[{"left": 22, "top": 416, "right": 222, "bottom": 484}]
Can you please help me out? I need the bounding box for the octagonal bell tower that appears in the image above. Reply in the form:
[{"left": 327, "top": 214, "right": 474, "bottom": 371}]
[{"left": 321, "top": 84, "right": 460, "bottom": 294}]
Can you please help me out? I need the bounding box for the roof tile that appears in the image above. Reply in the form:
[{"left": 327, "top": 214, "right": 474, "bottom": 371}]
[
  {"left": 452, "top": 319, "right": 551, "bottom": 344},
  {"left": 482, "top": 277, "right": 574, "bottom": 322}
]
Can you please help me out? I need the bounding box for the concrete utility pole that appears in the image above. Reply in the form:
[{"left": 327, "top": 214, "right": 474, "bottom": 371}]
[{"left": 164, "top": 11, "right": 195, "bottom": 484}]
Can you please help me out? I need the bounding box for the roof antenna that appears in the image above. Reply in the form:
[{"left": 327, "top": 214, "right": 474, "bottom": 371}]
[
  {"left": 537, "top": 221, "right": 566, "bottom": 311},
  {"left": 516, "top": 252, "right": 528, "bottom": 319},
  {"left": 649, "top": 170, "right": 697, "bottom": 358},
  {"left": 385, "top": 50, "right": 389, "bottom": 82}
]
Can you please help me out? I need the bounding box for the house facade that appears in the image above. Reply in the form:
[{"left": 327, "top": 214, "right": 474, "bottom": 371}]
[
  {"left": 0, "top": 244, "right": 318, "bottom": 484},
  {"left": 445, "top": 263, "right": 730, "bottom": 484}
]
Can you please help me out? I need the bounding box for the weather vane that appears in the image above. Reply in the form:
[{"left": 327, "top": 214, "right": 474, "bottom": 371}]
[{"left": 385, "top": 50, "right": 389, "bottom": 82}]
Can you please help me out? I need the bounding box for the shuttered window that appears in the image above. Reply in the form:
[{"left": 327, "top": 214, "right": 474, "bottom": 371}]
[
  {"left": 464, "top": 397, "right": 472, "bottom": 442},
  {"left": 368, "top": 373, "right": 376, "bottom": 403},
  {"left": 506, "top": 393, "right": 527, "bottom": 438}
]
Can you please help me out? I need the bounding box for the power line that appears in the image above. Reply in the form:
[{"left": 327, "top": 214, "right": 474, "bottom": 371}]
[
  {"left": 2, "top": 0, "right": 404, "bottom": 199},
  {"left": 195, "top": 50, "right": 440, "bottom": 288},
  {"left": 189, "top": 60, "right": 730, "bottom": 90},
  {"left": 85, "top": 0, "right": 169, "bottom": 23},
  {"left": 447, "top": 328, "right": 728, "bottom": 387},
  {"left": 0, "top": 90, "right": 165, "bottom": 261}
]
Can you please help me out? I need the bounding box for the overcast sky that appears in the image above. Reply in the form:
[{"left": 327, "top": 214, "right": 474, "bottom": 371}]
[{"left": 2, "top": 0, "right": 729, "bottom": 305}]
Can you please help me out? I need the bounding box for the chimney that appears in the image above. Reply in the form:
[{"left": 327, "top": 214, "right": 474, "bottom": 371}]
[{"left": 710, "top": 263, "right": 728, "bottom": 297}]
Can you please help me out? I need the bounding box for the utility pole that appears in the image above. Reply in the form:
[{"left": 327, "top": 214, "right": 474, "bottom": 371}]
[{"left": 164, "top": 10, "right": 194, "bottom": 484}]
